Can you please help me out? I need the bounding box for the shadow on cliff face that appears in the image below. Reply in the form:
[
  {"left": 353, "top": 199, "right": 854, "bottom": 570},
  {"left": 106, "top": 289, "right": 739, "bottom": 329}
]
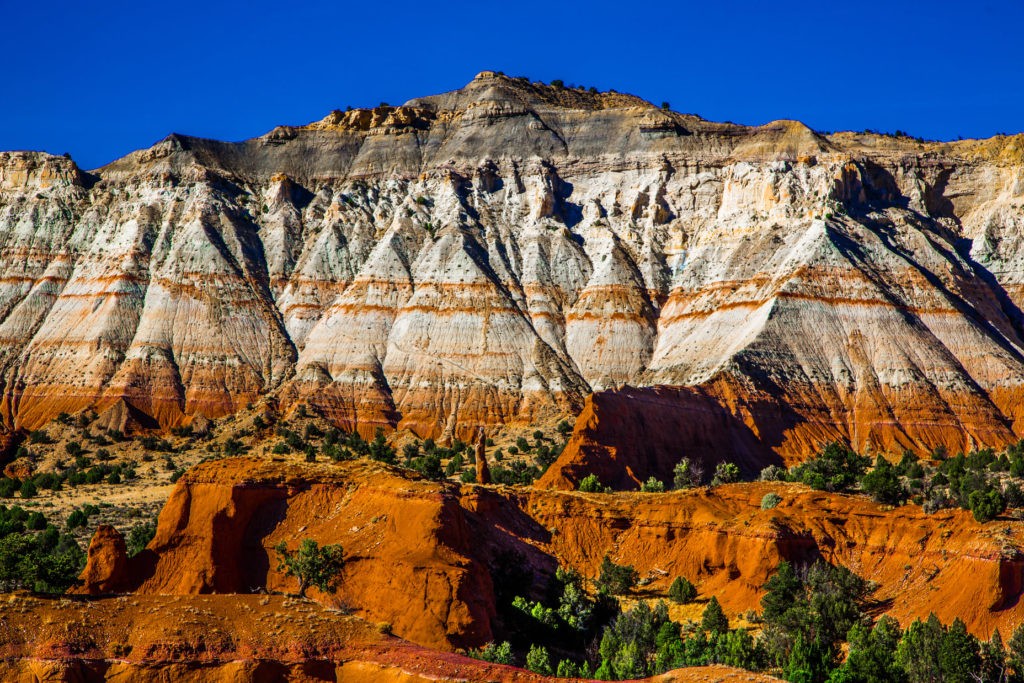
[
  {"left": 842, "top": 160, "right": 1024, "bottom": 392},
  {"left": 537, "top": 382, "right": 788, "bottom": 491}
]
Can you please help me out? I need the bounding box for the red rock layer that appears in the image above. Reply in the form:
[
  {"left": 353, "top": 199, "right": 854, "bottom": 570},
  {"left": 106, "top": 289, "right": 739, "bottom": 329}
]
[
  {"left": 98, "top": 457, "right": 1024, "bottom": 648},
  {"left": 0, "top": 593, "right": 772, "bottom": 682}
]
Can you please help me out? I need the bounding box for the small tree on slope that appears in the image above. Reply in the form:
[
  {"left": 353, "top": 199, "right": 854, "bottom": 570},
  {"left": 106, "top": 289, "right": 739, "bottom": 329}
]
[{"left": 274, "top": 538, "right": 345, "bottom": 598}]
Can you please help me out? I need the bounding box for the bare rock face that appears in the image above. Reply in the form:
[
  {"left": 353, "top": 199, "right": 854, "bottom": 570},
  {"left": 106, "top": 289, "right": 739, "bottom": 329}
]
[
  {"left": 109, "top": 457, "right": 1024, "bottom": 648},
  {"left": 80, "top": 524, "right": 130, "bottom": 595},
  {"left": 475, "top": 428, "right": 491, "bottom": 484},
  {"left": 3, "top": 73, "right": 1024, "bottom": 457},
  {"left": 537, "top": 383, "right": 782, "bottom": 490}
]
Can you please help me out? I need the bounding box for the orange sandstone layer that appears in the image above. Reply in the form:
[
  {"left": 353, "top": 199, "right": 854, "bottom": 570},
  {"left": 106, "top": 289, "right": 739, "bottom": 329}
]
[
  {"left": 0, "top": 594, "right": 774, "bottom": 682},
  {"left": 83, "top": 457, "right": 1024, "bottom": 650}
]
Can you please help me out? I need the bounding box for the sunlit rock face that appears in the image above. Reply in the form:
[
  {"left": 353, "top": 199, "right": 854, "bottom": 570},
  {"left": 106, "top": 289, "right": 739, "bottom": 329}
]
[{"left": 3, "top": 72, "right": 1024, "bottom": 456}]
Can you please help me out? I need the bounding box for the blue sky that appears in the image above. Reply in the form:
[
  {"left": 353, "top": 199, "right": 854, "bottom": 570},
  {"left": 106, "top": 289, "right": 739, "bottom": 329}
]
[{"left": 2, "top": 0, "right": 1021, "bottom": 169}]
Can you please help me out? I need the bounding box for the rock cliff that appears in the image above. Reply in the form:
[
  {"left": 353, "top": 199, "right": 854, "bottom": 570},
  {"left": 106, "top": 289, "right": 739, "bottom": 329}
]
[
  {"left": 95, "top": 457, "right": 1024, "bottom": 648},
  {"left": 3, "top": 71, "right": 1024, "bottom": 459}
]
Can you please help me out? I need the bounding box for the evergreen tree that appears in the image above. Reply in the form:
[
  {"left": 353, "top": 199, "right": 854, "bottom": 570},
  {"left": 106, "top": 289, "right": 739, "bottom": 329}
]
[
  {"left": 712, "top": 629, "right": 761, "bottom": 670},
  {"left": 969, "top": 489, "right": 1006, "bottom": 523},
  {"left": 761, "top": 561, "right": 803, "bottom": 628},
  {"left": 860, "top": 455, "right": 906, "bottom": 504},
  {"left": 654, "top": 621, "right": 685, "bottom": 673},
  {"left": 610, "top": 640, "right": 647, "bottom": 679},
  {"left": 1009, "top": 622, "right": 1024, "bottom": 679},
  {"left": 938, "top": 618, "right": 981, "bottom": 683},
  {"left": 761, "top": 560, "right": 867, "bottom": 670},
  {"left": 681, "top": 630, "right": 712, "bottom": 666},
  {"left": 525, "top": 644, "right": 553, "bottom": 675},
  {"left": 785, "top": 633, "right": 833, "bottom": 683},
  {"left": 980, "top": 629, "right": 1008, "bottom": 683},
  {"left": 896, "top": 614, "right": 945, "bottom": 683},
  {"left": 668, "top": 575, "right": 697, "bottom": 603},
  {"left": 597, "top": 555, "right": 638, "bottom": 595},
  {"left": 701, "top": 596, "right": 729, "bottom": 634},
  {"left": 831, "top": 615, "right": 905, "bottom": 683}
]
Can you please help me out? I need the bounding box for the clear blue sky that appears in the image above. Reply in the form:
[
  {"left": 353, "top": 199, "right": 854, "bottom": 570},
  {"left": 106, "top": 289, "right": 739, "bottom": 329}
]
[{"left": 2, "top": 0, "right": 1021, "bottom": 170}]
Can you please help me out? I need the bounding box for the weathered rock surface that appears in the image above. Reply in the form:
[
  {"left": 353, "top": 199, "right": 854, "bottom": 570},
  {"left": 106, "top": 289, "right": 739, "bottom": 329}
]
[
  {"left": 6, "top": 594, "right": 777, "bottom": 683},
  {"left": 96, "top": 457, "right": 1024, "bottom": 648},
  {"left": 3, "top": 73, "right": 1024, "bottom": 458},
  {"left": 79, "top": 524, "right": 131, "bottom": 595},
  {"left": 537, "top": 383, "right": 784, "bottom": 490}
]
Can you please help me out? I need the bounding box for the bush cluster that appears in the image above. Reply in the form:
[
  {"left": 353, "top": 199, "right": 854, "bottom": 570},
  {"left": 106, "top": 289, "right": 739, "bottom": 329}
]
[{"left": 0, "top": 505, "right": 84, "bottom": 593}]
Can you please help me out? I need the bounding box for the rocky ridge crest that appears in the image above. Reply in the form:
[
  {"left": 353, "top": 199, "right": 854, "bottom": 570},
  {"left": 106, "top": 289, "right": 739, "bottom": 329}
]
[{"left": 1, "top": 72, "right": 1024, "bottom": 459}]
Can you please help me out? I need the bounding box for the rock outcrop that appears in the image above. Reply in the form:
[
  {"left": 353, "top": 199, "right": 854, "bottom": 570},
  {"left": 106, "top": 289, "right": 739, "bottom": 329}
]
[
  {"left": 95, "top": 457, "right": 1024, "bottom": 647},
  {"left": 3, "top": 73, "right": 1024, "bottom": 459},
  {"left": 79, "top": 524, "right": 131, "bottom": 595},
  {"left": 0, "top": 592, "right": 774, "bottom": 683},
  {"left": 537, "top": 383, "right": 783, "bottom": 490},
  {"left": 475, "top": 428, "right": 491, "bottom": 484}
]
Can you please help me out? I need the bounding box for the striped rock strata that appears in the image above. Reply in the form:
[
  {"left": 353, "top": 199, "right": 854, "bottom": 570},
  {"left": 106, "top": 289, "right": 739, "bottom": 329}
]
[{"left": 2, "top": 71, "right": 1024, "bottom": 458}]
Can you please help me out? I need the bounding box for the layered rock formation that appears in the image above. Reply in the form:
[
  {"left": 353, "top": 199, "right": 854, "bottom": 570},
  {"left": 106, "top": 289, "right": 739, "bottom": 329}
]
[
  {"left": 3, "top": 72, "right": 1024, "bottom": 459},
  {"left": 0, "top": 591, "right": 771, "bottom": 683},
  {"left": 93, "top": 457, "right": 1024, "bottom": 648}
]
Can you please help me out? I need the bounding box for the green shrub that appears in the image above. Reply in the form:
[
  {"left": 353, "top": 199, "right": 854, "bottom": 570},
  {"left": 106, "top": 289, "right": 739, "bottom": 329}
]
[
  {"left": 861, "top": 456, "right": 906, "bottom": 505},
  {"left": 66, "top": 510, "right": 88, "bottom": 529},
  {"left": 712, "top": 462, "right": 740, "bottom": 486},
  {"left": 0, "top": 528, "right": 85, "bottom": 592},
  {"left": 597, "top": 555, "right": 638, "bottom": 595},
  {"left": 790, "top": 442, "right": 869, "bottom": 492},
  {"left": 491, "top": 461, "right": 542, "bottom": 485},
  {"left": 468, "top": 640, "right": 513, "bottom": 664},
  {"left": 525, "top": 644, "right": 553, "bottom": 675},
  {"left": 27, "top": 512, "right": 46, "bottom": 531},
  {"left": 761, "top": 492, "right": 783, "bottom": 509},
  {"left": 970, "top": 489, "right": 1005, "bottom": 523},
  {"left": 578, "top": 474, "right": 608, "bottom": 493},
  {"left": 673, "top": 458, "right": 703, "bottom": 489},
  {"left": 408, "top": 452, "right": 443, "bottom": 480},
  {"left": 19, "top": 480, "right": 37, "bottom": 499},
  {"left": 29, "top": 430, "right": 52, "bottom": 444},
  {"left": 668, "top": 576, "right": 697, "bottom": 603},
  {"left": 126, "top": 521, "right": 157, "bottom": 557},
  {"left": 759, "top": 465, "right": 787, "bottom": 481},
  {"left": 641, "top": 477, "right": 665, "bottom": 493},
  {"left": 223, "top": 438, "right": 247, "bottom": 456}
]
